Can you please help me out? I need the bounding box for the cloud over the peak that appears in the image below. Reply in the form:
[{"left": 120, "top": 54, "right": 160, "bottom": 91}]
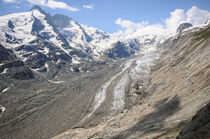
[
  {"left": 47, "top": 0, "right": 79, "bottom": 11},
  {"left": 115, "top": 18, "right": 148, "bottom": 35},
  {"left": 83, "top": 4, "right": 94, "bottom": 9},
  {"left": 165, "top": 6, "right": 210, "bottom": 32},
  {"left": 114, "top": 18, "right": 165, "bottom": 38},
  {"left": 27, "top": 0, "right": 46, "bottom": 5},
  {"left": 115, "top": 6, "right": 210, "bottom": 38},
  {"left": 3, "top": 0, "right": 79, "bottom": 12}
]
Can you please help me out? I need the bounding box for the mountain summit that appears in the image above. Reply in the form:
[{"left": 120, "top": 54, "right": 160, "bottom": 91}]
[
  {"left": 177, "top": 23, "right": 193, "bottom": 33},
  {"left": 30, "top": 5, "right": 47, "bottom": 15}
]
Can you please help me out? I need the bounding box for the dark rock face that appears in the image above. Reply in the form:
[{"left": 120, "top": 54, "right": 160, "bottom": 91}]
[
  {"left": 25, "top": 52, "right": 47, "bottom": 69},
  {"left": 0, "top": 44, "right": 15, "bottom": 61},
  {"left": 177, "top": 23, "right": 193, "bottom": 33},
  {"left": 53, "top": 14, "right": 72, "bottom": 28},
  {"left": 15, "top": 44, "right": 38, "bottom": 52},
  {"left": 8, "top": 20, "right": 14, "bottom": 29},
  {"left": 95, "top": 30, "right": 110, "bottom": 39},
  {"left": 0, "top": 61, "right": 24, "bottom": 72},
  {"left": 8, "top": 66, "right": 34, "bottom": 80},
  {"left": 31, "top": 18, "right": 45, "bottom": 34},
  {"left": 0, "top": 44, "right": 34, "bottom": 80},
  {"left": 205, "top": 19, "right": 210, "bottom": 24},
  {"left": 57, "top": 53, "right": 72, "bottom": 61},
  {"left": 106, "top": 39, "right": 143, "bottom": 59},
  {"left": 177, "top": 102, "right": 210, "bottom": 139},
  {"left": 5, "top": 33, "right": 12, "bottom": 40},
  {"left": 69, "top": 49, "right": 88, "bottom": 58},
  {"left": 107, "top": 41, "right": 130, "bottom": 59},
  {"left": 53, "top": 14, "right": 93, "bottom": 43},
  {"left": 30, "top": 5, "right": 47, "bottom": 15}
]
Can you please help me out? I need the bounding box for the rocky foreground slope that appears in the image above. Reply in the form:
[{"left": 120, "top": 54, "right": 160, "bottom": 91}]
[
  {"left": 53, "top": 23, "right": 210, "bottom": 139},
  {"left": 177, "top": 102, "right": 210, "bottom": 139}
]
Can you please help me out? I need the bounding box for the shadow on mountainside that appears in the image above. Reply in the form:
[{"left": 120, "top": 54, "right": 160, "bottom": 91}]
[{"left": 111, "top": 95, "right": 181, "bottom": 139}]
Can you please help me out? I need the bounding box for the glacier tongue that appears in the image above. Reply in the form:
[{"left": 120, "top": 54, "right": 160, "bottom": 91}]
[
  {"left": 112, "top": 74, "right": 129, "bottom": 111},
  {"left": 130, "top": 46, "right": 160, "bottom": 80},
  {"left": 85, "top": 44, "right": 160, "bottom": 118},
  {"left": 86, "top": 56, "right": 136, "bottom": 118}
]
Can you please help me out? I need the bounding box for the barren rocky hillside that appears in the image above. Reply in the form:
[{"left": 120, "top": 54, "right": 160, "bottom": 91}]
[{"left": 53, "top": 23, "right": 210, "bottom": 139}]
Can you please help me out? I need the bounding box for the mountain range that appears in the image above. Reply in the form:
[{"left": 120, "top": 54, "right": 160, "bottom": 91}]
[{"left": 0, "top": 5, "right": 209, "bottom": 139}]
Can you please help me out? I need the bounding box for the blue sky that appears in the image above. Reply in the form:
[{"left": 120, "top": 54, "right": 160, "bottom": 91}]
[{"left": 0, "top": 0, "right": 210, "bottom": 33}]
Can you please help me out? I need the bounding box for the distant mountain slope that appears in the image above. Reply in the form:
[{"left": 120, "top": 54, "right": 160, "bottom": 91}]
[
  {"left": 0, "top": 6, "right": 156, "bottom": 79},
  {"left": 0, "top": 6, "right": 159, "bottom": 69}
]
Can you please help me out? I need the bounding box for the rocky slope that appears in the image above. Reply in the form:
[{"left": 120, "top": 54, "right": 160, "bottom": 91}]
[
  {"left": 53, "top": 22, "right": 210, "bottom": 139},
  {"left": 176, "top": 23, "right": 193, "bottom": 33},
  {"left": 177, "top": 102, "right": 210, "bottom": 139}
]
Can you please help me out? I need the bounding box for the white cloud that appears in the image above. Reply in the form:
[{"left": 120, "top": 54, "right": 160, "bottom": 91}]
[
  {"left": 2, "top": 0, "right": 79, "bottom": 12},
  {"left": 83, "top": 4, "right": 94, "bottom": 9},
  {"left": 2, "top": 0, "right": 18, "bottom": 3},
  {"left": 186, "top": 6, "right": 210, "bottom": 25},
  {"left": 114, "top": 17, "right": 165, "bottom": 38},
  {"left": 27, "top": 0, "right": 45, "bottom": 5},
  {"left": 47, "top": 0, "right": 79, "bottom": 12},
  {"left": 165, "top": 6, "right": 210, "bottom": 32},
  {"left": 165, "top": 9, "right": 186, "bottom": 32},
  {"left": 115, "top": 6, "right": 210, "bottom": 38},
  {"left": 115, "top": 18, "right": 149, "bottom": 37}
]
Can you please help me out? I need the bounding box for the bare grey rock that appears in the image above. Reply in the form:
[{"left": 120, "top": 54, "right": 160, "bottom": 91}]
[
  {"left": 177, "top": 102, "right": 210, "bottom": 139},
  {"left": 177, "top": 23, "right": 193, "bottom": 33}
]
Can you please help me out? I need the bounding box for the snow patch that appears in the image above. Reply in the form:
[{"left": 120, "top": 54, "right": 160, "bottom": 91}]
[
  {"left": 72, "top": 57, "right": 80, "bottom": 64},
  {"left": 0, "top": 68, "right": 8, "bottom": 74},
  {"left": 112, "top": 74, "right": 129, "bottom": 111},
  {"left": 0, "top": 11, "right": 36, "bottom": 48},
  {"left": 45, "top": 62, "right": 49, "bottom": 71},
  {"left": 48, "top": 80, "right": 64, "bottom": 84},
  {"left": 0, "top": 105, "right": 6, "bottom": 113},
  {"left": 2, "top": 87, "right": 10, "bottom": 93}
]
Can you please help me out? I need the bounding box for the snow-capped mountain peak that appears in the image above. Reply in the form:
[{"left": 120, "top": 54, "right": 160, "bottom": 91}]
[
  {"left": 30, "top": 5, "right": 47, "bottom": 15},
  {"left": 0, "top": 5, "right": 162, "bottom": 77}
]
